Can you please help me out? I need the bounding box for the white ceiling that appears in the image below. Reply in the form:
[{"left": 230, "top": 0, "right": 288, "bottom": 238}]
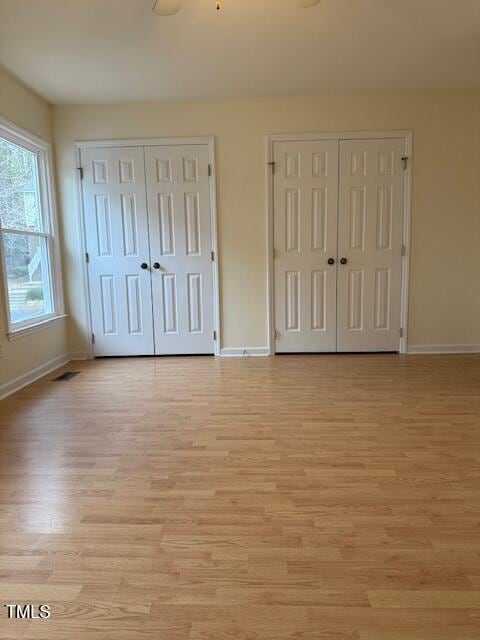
[{"left": 0, "top": 0, "right": 479, "bottom": 105}]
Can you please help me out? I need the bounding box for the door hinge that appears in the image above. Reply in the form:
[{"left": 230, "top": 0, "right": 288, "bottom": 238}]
[
  {"left": 208, "top": 164, "right": 212, "bottom": 177},
  {"left": 399, "top": 328, "right": 404, "bottom": 338},
  {"left": 91, "top": 333, "right": 95, "bottom": 344},
  {"left": 268, "top": 161, "right": 276, "bottom": 173},
  {"left": 211, "top": 250, "right": 215, "bottom": 262},
  {"left": 213, "top": 330, "right": 217, "bottom": 341},
  {"left": 77, "top": 167, "right": 84, "bottom": 180},
  {"left": 85, "top": 252, "right": 89, "bottom": 263},
  {"left": 401, "top": 244, "right": 407, "bottom": 257},
  {"left": 401, "top": 156, "right": 408, "bottom": 171}
]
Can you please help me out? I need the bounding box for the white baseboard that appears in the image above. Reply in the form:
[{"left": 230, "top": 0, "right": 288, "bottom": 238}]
[
  {"left": 70, "top": 351, "right": 90, "bottom": 360},
  {"left": 407, "top": 344, "right": 480, "bottom": 354},
  {"left": 220, "top": 347, "right": 270, "bottom": 357},
  {"left": 0, "top": 353, "right": 71, "bottom": 401}
]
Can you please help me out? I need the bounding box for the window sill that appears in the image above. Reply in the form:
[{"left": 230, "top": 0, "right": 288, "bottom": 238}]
[{"left": 7, "top": 314, "right": 68, "bottom": 342}]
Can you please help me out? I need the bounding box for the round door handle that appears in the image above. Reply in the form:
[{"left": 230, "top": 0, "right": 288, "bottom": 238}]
[
  {"left": 340, "top": 257, "right": 348, "bottom": 265},
  {"left": 140, "top": 262, "right": 149, "bottom": 270},
  {"left": 327, "top": 258, "right": 335, "bottom": 265},
  {"left": 153, "top": 262, "right": 161, "bottom": 270}
]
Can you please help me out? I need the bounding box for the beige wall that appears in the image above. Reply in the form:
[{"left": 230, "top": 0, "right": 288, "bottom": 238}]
[
  {"left": 53, "top": 92, "right": 480, "bottom": 353},
  {"left": 0, "top": 66, "right": 68, "bottom": 387}
]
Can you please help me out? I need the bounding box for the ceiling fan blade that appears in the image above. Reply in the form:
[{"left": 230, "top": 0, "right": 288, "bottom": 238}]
[
  {"left": 295, "top": 0, "right": 321, "bottom": 7},
  {"left": 152, "top": 0, "right": 182, "bottom": 16}
]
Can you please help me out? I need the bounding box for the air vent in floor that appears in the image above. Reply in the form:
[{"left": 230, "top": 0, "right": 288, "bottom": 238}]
[{"left": 52, "top": 371, "right": 80, "bottom": 381}]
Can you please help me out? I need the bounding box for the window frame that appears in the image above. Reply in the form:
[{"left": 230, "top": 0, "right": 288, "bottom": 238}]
[{"left": 0, "top": 118, "right": 65, "bottom": 340}]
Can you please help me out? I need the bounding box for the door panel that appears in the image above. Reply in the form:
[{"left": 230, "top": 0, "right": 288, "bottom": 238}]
[
  {"left": 82, "top": 147, "right": 154, "bottom": 356},
  {"left": 273, "top": 140, "right": 339, "bottom": 352},
  {"left": 145, "top": 145, "right": 214, "bottom": 355},
  {"left": 337, "top": 139, "right": 404, "bottom": 352}
]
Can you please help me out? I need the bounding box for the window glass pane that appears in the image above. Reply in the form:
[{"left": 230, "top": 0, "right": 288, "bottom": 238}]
[
  {"left": 3, "top": 232, "right": 53, "bottom": 324},
  {"left": 0, "top": 137, "right": 42, "bottom": 232}
]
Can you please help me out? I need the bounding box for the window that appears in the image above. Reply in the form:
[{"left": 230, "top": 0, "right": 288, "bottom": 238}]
[{"left": 0, "top": 120, "right": 64, "bottom": 337}]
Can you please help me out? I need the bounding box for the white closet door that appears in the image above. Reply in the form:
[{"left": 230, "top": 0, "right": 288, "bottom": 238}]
[
  {"left": 273, "top": 140, "right": 339, "bottom": 352},
  {"left": 145, "top": 145, "right": 214, "bottom": 355},
  {"left": 337, "top": 138, "right": 405, "bottom": 352},
  {"left": 81, "top": 146, "right": 154, "bottom": 356}
]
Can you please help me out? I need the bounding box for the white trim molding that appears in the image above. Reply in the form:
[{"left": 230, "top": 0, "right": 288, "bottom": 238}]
[
  {"left": 7, "top": 314, "right": 67, "bottom": 341},
  {"left": 74, "top": 136, "right": 214, "bottom": 148},
  {"left": 220, "top": 347, "right": 270, "bottom": 357},
  {"left": 74, "top": 136, "right": 220, "bottom": 358},
  {"left": 407, "top": 344, "right": 480, "bottom": 355},
  {"left": 0, "top": 116, "right": 51, "bottom": 151},
  {"left": 0, "top": 353, "right": 70, "bottom": 401},
  {"left": 266, "top": 129, "right": 413, "bottom": 356},
  {"left": 267, "top": 130, "right": 413, "bottom": 143},
  {"left": 70, "top": 351, "right": 89, "bottom": 360}
]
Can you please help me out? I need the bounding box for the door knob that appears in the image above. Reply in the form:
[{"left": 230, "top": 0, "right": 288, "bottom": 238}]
[
  {"left": 327, "top": 258, "right": 335, "bottom": 265},
  {"left": 140, "top": 262, "right": 149, "bottom": 270},
  {"left": 153, "top": 262, "right": 161, "bottom": 270},
  {"left": 340, "top": 257, "right": 348, "bottom": 265}
]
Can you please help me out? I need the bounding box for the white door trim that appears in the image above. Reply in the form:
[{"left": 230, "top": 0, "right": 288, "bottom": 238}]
[
  {"left": 266, "top": 130, "right": 413, "bottom": 355},
  {"left": 75, "top": 137, "right": 214, "bottom": 148},
  {"left": 74, "top": 136, "right": 220, "bottom": 358}
]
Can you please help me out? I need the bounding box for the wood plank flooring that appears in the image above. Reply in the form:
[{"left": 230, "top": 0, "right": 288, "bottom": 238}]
[{"left": 0, "top": 354, "right": 480, "bottom": 639}]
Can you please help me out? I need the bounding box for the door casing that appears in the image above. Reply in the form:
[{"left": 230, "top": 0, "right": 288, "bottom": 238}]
[
  {"left": 266, "top": 130, "right": 413, "bottom": 355},
  {"left": 74, "top": 137, "right": 220, "bottom": 359}
]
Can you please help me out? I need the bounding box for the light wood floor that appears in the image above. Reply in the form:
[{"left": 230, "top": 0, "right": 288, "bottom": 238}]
[{"left": 1, "top": 354, "right": 480, "bottom": 639}]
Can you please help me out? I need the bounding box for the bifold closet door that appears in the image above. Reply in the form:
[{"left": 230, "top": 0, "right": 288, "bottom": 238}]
[
  {"left": 273, "top": 140, "right": 339, "bottom": 352},
  {"left": 81, "top": 146, "right": 154, "bottom": 356},
  {"left": 145, "top": 145, "right": 214, "bottom": 355},
  {"left": 272, "top": 137, "right": 405, "bottom": 353},
  {"left": 337, "top": 138, "right": 405, "bottom": 352}
]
